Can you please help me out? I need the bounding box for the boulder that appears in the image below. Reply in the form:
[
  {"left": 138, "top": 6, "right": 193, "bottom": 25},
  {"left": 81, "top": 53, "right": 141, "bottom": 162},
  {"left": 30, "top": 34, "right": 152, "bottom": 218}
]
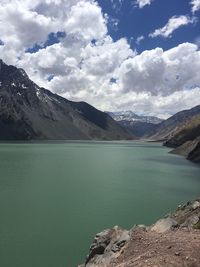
[
  {"left": 151, "top": 218, "right": 178, "bottom": 233},
  {"left": 83, "top": 226, "right": 130, "bottom": 266}
]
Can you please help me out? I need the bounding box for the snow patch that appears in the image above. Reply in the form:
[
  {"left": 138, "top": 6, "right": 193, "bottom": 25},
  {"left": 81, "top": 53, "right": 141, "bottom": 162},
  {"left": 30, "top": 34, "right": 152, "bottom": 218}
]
[{"left": 22, "top": 84, "right": 27, "bottom": 89}]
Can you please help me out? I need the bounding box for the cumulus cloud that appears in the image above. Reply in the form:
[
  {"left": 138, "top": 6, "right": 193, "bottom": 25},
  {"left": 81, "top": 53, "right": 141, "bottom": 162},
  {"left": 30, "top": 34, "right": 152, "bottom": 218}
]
[
  {"left": 191, "top": 0, "right": 200, "bottom": 13},
  {"left": 135, "top": 0, "right": 153, "bottom": 8},
  {"left": 149, "top": 15, "right": 197, "bottom": 38},
  {"left": 0, "top": 0, "right": 200, "bottom": 118},
  {"left": 118, "top": 43, "right": 200, "bottom": 96},
  {"left": 0, "top": 0, "right": 107, "bottom": 63}
]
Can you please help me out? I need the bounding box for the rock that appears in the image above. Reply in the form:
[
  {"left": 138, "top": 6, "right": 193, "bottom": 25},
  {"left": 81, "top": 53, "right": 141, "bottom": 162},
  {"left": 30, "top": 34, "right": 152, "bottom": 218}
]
[
  {"left": 130, "top": 224, "right": 147, "bottom": 234},
  {"left": 111, "top": 240, "right": 126, "bottom": 253},
  {"left": 191, "top": 201, "right": 200, "bottom": 210},
  {"left": 181, "top": 214, "right": 200, "bottom": 229},
  {"left": 84, "top": 226, "right": 130, "bottom": 266},
  {"left": 85, "top": 229, "right": 113, "bottom": 264},
  {"left": 79, "top": 198, "right": 200, "bottom": 267},
  {"left": 151, "top": 218, "right": 178, "bottom": 233}
]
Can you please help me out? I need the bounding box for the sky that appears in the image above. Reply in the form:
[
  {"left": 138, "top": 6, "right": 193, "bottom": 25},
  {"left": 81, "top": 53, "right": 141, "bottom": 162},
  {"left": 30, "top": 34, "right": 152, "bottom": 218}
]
[{"left": 0, "top": 0, "right": 200, "bottom": 118}]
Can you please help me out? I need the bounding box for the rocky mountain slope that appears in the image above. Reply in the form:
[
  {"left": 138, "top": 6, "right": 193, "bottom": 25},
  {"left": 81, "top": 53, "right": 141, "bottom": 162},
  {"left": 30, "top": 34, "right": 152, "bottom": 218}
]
[
  {"left": 145, "top": 105, "right": 200, "bottom": 163},
  {"left": 163, "top": 114, "right": 200, "bottom": 163},
  {"left": 0, "top": 60, "right": 133, "bottom": 140},
  {"left": 147, "top": 105, "right": 200, "bottom": 141},
  {"left": 79, "top": 198, "right": 200, "bottom": 267},
  {"left": 164, "top": 115, "right": 200, "bottom": 148},
  {"left": 188, "top": 140, "right": 200, "bottom": 162},
  {"left": 107, "top": 111, "right": 163, "bottom": 137}
]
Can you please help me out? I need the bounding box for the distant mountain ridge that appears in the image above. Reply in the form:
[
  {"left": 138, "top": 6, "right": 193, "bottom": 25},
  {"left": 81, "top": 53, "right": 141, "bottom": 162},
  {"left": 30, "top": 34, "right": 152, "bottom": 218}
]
[
  {"left": 107, "top": 111, "right": 163, "bottom": 124},
  {"left": 0, "top": 60, "right": 133, "bottom": 140},
  {"left": 107, "top": 111, "right": 163, "bottom": 137}
]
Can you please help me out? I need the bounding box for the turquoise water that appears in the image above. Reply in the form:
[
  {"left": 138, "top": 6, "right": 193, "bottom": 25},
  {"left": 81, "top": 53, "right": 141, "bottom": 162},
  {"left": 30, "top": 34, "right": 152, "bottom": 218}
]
[{"left": 0, "top": 141, "right": 199, "bottom": 267}]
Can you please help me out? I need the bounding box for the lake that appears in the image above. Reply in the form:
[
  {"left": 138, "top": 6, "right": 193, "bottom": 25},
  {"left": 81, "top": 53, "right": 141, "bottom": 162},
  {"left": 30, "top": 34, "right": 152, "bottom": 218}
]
[{"left": 0, "top": 141, "right": 199, "bottom": 267}]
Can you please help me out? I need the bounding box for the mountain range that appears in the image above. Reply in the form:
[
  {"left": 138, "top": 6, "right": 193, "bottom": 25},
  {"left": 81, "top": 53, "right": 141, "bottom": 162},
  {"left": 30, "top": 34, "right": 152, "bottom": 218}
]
[
  {"left": 0, "top": 60, "right": 132, "bottom": 141},
  {"left": 106, "top": 111, "right": 163, "bottom": 124},
  {"left": 0, "top": 59, "right": 199, "bottom": 162},
  {"left": 108, "top": 107, "right": 200, "bottom": 162},
  {"left": 107, "top": 111, "right": 163, "bottom": 137},
  {"left": 147, "top": 105, "right": 200, "bottom": 163}
]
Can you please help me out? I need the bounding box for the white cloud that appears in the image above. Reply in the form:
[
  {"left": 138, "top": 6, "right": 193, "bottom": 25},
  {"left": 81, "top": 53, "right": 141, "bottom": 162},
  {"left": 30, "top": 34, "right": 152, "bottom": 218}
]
[
  {"left": 110, "top": 0, "right": 124, "bottom": 13},
  {"left": 117, "top": 43, "right": 200, "bottom": 96},
  {"left": 136, "top": 35, "right": 144, "bottom": 45},
  {"left": 106, "top": 15, "right": 119, "bottom": 32},
  {"left": 191, "top": 0, "right": 200, "bottom": 13},
  {"left": 149, "top": 15, "right": 196, "bottom": 38},
  {"left": 0, "top": 0, "right": 107, "bottom": 64},
  {"left": 0, "top": 0, "right": 200, "bottom": 118},
  {"left": 135, "top": 0, "right": 153, "bottom": 8}
]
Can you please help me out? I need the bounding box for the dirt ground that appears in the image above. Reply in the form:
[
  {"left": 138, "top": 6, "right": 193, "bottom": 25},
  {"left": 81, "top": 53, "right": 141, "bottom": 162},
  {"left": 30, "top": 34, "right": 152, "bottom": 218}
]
[{"left": 111, "top": 228, "right": 200, "bottom": 267}]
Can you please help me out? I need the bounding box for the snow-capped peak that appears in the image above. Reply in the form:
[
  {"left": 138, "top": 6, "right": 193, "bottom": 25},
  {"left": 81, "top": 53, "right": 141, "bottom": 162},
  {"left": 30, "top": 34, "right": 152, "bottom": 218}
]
[{"left": 107, "top": 111, "right": 163, "bottom": 124}]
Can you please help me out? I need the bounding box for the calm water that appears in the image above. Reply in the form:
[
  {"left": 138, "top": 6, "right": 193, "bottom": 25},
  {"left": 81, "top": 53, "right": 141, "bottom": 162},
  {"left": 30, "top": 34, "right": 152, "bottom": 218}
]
[{"left": 0, "top": 141, "right": 199, "bottom": 267}]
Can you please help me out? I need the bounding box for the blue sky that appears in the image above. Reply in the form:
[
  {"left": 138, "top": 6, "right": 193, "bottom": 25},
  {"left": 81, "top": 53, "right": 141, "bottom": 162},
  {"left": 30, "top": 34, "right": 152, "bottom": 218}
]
[
  {"left": 1, "top": 0, "right": 200, "bottom": 118},
  {"left": 98, "top": 0, "right": 200, "bottom": 53}
]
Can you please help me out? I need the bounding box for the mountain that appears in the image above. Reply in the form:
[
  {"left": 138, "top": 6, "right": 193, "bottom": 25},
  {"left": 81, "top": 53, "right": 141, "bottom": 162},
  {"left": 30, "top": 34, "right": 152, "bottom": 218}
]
[
  {"left": 116, "top": 121, "right": 157, "bottom": 137},
  {"left": 147, "top": 105, "right": 200, "bottom": 141},
  {"left": 164, "top": 114, "right": 200, "bottom": 148},
  {"left": 164, "top": 114, "right": 200, "bottom": 163},
  {"left": 0, "top": 60, "right": 133, "bottom": 141},
  {"left": 146, "top": 105, "right": 200, "bottom": 162},
  {"left": 188, "top": 140, "right": 200, "bottom": 163},
  {"left": 107, "top": 111, "right": 163, "bottom": 124},
  {"left": 107, "top": 111, "right": 163, "bottom": 137}
]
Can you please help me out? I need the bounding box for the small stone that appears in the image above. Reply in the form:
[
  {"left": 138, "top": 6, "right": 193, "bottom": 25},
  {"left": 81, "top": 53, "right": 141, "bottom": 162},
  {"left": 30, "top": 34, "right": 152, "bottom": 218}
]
[
  {"left": 175, "top": 252, "right": 180, "bottom": 256},
  {"left": 167, "top": 245, "right": 172, "bottom": 249}
]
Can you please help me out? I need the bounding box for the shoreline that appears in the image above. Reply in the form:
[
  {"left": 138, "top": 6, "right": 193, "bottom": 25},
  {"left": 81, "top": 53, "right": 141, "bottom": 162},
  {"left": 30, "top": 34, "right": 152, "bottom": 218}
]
[{"left": 79, "top": 198, "right": 200, "bottom": 267}]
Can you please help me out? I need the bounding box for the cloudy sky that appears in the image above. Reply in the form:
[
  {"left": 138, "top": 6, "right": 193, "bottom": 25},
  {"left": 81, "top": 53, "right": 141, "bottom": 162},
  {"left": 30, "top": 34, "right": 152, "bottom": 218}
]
[{"left": 1, "top": 0, "right": 200, "bottom": 118}]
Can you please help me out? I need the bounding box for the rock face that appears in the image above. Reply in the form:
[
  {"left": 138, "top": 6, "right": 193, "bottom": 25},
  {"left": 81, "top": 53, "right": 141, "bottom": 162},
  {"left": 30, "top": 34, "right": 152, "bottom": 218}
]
[
  {"left": 82, "top": 227, "right": 130, "bottom": 267},
  {"left": 79, "top": 199, "right": 200, "bottom": 267},
  {"left": 164, "top": 115, "right": 200, "bottom": 163},
  {"left": 145, "top": 105, "right": 200, "bottom": 163},
  {"left": 164, "top": 115, "right": 200, "bottom": 148},
  {"left": 188, "top": 140, "right": 200, "bottom": 162},
  {"left": 147, "top": 105, "right": 200, "bottom": 141},
  {"left": 0, "top": 60, "right": 133, "bottom": 140}
]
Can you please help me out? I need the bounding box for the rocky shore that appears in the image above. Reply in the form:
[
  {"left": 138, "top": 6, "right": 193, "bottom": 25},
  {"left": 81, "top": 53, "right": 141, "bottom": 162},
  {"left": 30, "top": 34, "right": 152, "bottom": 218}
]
[{"left": 79, "top": 198, "right": 200, "bottom": 267}]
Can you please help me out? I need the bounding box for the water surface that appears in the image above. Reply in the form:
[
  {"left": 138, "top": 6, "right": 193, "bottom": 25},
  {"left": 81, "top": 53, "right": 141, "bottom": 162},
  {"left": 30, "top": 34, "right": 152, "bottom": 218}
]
[{"left": 0, "top": 141, "right": 199, "bottom": 267}]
